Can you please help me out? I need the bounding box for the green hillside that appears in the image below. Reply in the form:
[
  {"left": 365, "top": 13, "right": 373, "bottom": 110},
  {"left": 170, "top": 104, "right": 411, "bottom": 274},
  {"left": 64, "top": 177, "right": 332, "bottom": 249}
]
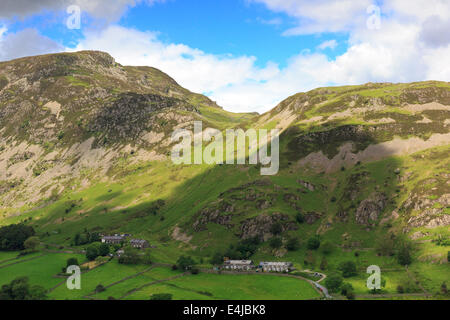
[{"left": 0, "top": 52, "right": 448, "bottom": 300}]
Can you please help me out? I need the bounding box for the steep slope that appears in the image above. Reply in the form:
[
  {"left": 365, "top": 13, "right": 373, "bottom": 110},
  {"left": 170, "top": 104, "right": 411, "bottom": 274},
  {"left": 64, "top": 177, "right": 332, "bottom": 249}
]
[
  {"left": 0, "top": 51, "right": 255, "bottom": 210},
  {"left": 0, "top": 52, "right": 449, "bottom": 295}
]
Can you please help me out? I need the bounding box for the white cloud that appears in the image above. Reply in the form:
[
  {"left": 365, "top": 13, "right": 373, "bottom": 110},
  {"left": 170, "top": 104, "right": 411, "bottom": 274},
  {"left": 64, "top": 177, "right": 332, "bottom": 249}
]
[
  {"left": 0, "top": 28, "right": 63, "bottom": 62},
  {"left": 0, "top": 0, "right": 166, "bottom": 21},
  {"left": 317, "top": 40, "right": 338, "bottom": 50}
]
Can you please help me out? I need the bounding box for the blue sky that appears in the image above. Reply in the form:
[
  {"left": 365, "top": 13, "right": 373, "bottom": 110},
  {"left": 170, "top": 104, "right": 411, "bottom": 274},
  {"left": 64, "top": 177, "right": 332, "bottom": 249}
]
[{"left": 0, "top": 0, "right": 449, "bottom": 113}]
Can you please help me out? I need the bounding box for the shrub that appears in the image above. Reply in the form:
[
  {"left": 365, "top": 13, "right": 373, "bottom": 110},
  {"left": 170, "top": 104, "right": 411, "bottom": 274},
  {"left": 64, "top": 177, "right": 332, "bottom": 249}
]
[
  {"left": 86, "top": 244, "right": 100, "bottom": 261},
  {"left": 98, "top": 243, "right": 110, "bottom": 257},
  {"left": 325, "top": 273, "right": 343, "bottom": 293},
  {"left": 269, "top": 237, "right": 282, "bottom": 249},
  {"left": 321, "top": 241, "right": 333, "bottom": 255},
  {"left": 150, "top": 293, "right": 172, "bottom": 300},
  {"left": 0, "top": 277, "right": 47, "bottom": 300},
  {"left": 295, "top": 212, "right": 304, "bottom": 224},
  {"left": 95, "top": 284, "right": 105, "bottom": 293},
  {"left": 270, "top": 223, "right": 282, "bottom": 235},
  {"left": 339, "top": 261, "right": 358, "bottom": 278},
  {"left": 286, "top": 237, "right": 299, "bottom": 251},
  {"left": 66, "top": 257, "right": 79, "bottom": 267},
  {"left": 340, "top": 282, "right": 354, "bottom": 297},
  {"left": 118, "top": 247, "right": 141, "bottom": 265},
  {"left": 397, "top": 243, "right": 412, "bottom": 266},
  {"left": 23, "top": 236, "right": 40, "bottom": 251},
  {"left": 307, "top": 236, "right": 320, "bottom": 250},
  {"left": 177, "top": 256, "right": 195, "bottom": 270}
]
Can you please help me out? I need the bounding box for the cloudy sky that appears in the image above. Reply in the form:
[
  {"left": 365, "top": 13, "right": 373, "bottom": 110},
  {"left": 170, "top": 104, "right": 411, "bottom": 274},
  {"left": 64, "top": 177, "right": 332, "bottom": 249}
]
[{"left": 0, "top": 0, "right": 449, "bottom": 113}]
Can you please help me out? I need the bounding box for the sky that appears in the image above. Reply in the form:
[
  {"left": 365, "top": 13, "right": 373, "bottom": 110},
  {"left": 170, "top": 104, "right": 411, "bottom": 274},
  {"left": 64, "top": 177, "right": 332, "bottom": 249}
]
[{"left": 0, "top": 0, "right": 449, "bottom": 113}]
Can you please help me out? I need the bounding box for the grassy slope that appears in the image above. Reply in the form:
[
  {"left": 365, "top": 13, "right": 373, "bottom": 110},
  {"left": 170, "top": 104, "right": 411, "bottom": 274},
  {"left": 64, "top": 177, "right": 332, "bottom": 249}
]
[{"left": 0, "top": 79, "right": 449, "bottom": 300}]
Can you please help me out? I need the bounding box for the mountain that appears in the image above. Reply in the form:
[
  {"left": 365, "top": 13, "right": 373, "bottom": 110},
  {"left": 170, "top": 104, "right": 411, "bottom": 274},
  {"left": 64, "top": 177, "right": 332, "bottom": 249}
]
[{"left": 0, "top": 51, "right": 449, "bottom": 297}]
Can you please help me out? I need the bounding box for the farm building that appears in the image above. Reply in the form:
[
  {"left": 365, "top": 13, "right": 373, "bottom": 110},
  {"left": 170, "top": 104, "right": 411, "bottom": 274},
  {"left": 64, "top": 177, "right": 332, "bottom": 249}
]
[
  {"left": 223, "top": 260, "right": 255, "bottom": 271},
  {"left": 259, "top": 262, "right": 293, "bottom": 273},
  {"left": 130, "top": 239, "right": 150, "bottom": 249},
  {"left": 101, "top": 234, "right": 128, "bottom": 244}
]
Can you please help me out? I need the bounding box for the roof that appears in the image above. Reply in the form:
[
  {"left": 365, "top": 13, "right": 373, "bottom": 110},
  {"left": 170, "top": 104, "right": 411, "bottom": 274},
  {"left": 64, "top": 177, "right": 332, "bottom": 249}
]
[
  {"left": 259, "top": 262, "right": 293, "bottom": 267},
  {"left": 130, "top": 239, "right": 148, "bottom": 244},
  {"left": 102, "top": 235, "right": 125, "bottom": 240},
  {"left": 224, "top": 260, "right": 253, "bottom": 265}
]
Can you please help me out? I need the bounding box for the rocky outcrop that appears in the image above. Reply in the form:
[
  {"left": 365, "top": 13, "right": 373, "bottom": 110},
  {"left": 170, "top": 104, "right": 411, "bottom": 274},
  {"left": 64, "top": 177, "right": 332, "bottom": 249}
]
[
  {"left": 297, "top": 180, "right": 315, "bottom": 191},
  {"left": 239, "top": 213, "right": 297, "bottom": 241},
  {"left": 355, "top": 193, "right": 387, "bottom": 225},
  {"left": 304, "top": 212, "right": 322, "bottom": 224}
]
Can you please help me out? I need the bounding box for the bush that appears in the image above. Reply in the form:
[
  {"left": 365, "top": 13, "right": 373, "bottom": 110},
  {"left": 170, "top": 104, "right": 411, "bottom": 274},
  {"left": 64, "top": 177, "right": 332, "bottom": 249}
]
[
  {"left": 118, "top": 247, "right": 141, "bottom": 265},
  {"left": 98, "top": 243, "right": 110, "bottom": 257},
  {"left": 210, "top": 252, "right": 224, "bottom": 265},
  {"left": 24, "top": 236, "right": 40, "bottom": 251},
  {"left": 307, "top": 236, "right": 320, "bottom": 250},
  {"left": 396, "top": 285, "right": 404, "bottom": 293},
  {"left": 95, "top": 284, "right": 105, "bottom": 293},
  {"left": 190, "top": 268, "right": 200, "bottom": 275},
  {"left": 150, "top": 293, "right": 173, "bottom": 300},
  {"left": 295, "top": 212, "right": 304, "bottom": 224},
  {"left": 0, "top": 224, "right": 35, "bottom": 251},
  {"left": 66, "top": 257, "right": 79, "bottom": 267},
  {"left": 86, "top": 244, "right": 100, "bottom": 261},
  {"left": 177, "top": 256, "right": 195, "bottom": 270},
  {"left": 325, "top": 273, "right": 343, "bottom": 293},
  {"left": 341, "top": 282, "right": 354, "bottom": 297},
  {"left": 339, "top": 261, "right": 358, "bottom": 278},
  {"left": 270, "top": 223, "right": 283, "bottom": 235},
  {"left": 269, "top": 237, "right": 282, "bottom": 249},
  {"left": 320, "top": 257, "right": 328, "bottom": 270},
  {"left": 397, "top": 243, "right": 412, "bottom": 266},
  {"left": 286, "top": 237, "right": 299, "bottom": 251},
  {"left": 321, "top": 241, "right": 333, "bottom": 255}
]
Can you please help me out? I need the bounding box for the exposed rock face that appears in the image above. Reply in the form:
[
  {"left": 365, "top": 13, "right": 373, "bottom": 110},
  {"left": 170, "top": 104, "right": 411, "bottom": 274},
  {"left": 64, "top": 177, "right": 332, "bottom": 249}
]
[
  {"left": 408, "top": 209, "right": 450, "bottom": 228},
  {"left": 355, "top": 193, "right": 387, "bottom": 225},
  {"left": 192, "top": 208, "right": 234, "bottom": 232},
  {"left": 297, "top": 180, "right": 315, "bottom": 191},
  {"left": 256, "top": 199, "right": 271, "bottom": 210},
  {"left": 304, "top": 212, "right": 322, "bottom": 224},
  {"left": 239, "top": 213, "right": 297, "bottom": 241}
]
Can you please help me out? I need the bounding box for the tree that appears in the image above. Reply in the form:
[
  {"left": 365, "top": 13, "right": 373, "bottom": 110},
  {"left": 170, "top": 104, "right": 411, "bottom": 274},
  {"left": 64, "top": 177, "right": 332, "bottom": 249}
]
[
  {"left": 397, "top": 243, "right": 412, "bottom": 266},
  {"left": 0, "top": 277, "right": 47, "bottom": 300},
  {"left": 307, "top": 236, "right": 320, "bottom": 250},
  {"left": 375, "top": 237, "right": 395, "bottom": 256},
  {"left": 286, "top": 237, "right": 299, "bottom": 251},
  {"left": 23, "top": 236, "right": 40, "bottom": 251},
  {"left": 339, "top": 261, "right": 358, "bottom": 278},
  {"left": 269, "top": 237, "right": 282, "bottom": 249},
  {"left": 177, "top": 256, "right": 196, "bottom": 270},
  {"left": 150, "top": 293, "right": 172, "bottom": 300},
  {"left": 270, "top": 223, "right": 282, "bottom": 235},
  {"left": 98, "top": 243, "right": 110, "bottom": 257},
  {"left": 142, "top": 249, "right": 152, "bottom": 265},
  {"left": 321, "top": 241, "right": 334, "bottom": 255},
  {"left": 66, "top": 257, "right": 79, "bottom": 267},
  {"left": 325, "top": 273, "right": 343, "bottom": 293},
  {"left": 320, "top": 257, "right": 328, "bottom": 270},
  {"left": 295, "top": 212, "right": 304, "bottom": 224},
  {"left": 86, "top": 244, "right": 100, "bottom": 261},
  {"left": 95, "top": 284, "right": 105, "bottom": 293},
  {"left": 440, "top": 282, "right": 448, "bottom": 295},
  {"left": 118, "top": 246, "right": 141, "bottom": 265},
  {"left": 210, "top": 252, "right": 224, "bottom": 265},
  {"left": 341, "top": 282, "right": 354, "bottom": 299},
  {"left": 0, "top": 224, "right": 35, "bottom": 251}
]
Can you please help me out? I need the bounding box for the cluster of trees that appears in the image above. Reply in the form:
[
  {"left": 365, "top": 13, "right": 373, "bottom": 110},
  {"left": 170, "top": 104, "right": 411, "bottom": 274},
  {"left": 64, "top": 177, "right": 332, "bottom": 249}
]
[
  {"left": 86, "top": 243, "right": 111, "bottom": 261},
  {"left": 176, "top": 256, "right": 198, "bottom": 274},
  {"left": 73, "top": 231, "right": 101, "bottom": 246},
  {"left": 0, "top": 277, "right": 47, "bottom": 300},
  {"left": 375, "top": 237, "right": 413, "bottom": 266},
  {"left": 118, "top": 247, "right": 152, "bottom": 265},
  {"left": 0, "top": 224, "right": 35, "bottom": 251},
  {"left": 324, "top": 273, "right": 356, "bottom": 299}
]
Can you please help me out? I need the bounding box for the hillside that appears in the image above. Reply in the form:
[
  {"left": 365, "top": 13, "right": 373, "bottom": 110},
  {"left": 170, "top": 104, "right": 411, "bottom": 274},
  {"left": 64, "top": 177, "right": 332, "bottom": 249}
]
[{"left": 0, "top": 51, "right": 449, "bottom": 299}]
